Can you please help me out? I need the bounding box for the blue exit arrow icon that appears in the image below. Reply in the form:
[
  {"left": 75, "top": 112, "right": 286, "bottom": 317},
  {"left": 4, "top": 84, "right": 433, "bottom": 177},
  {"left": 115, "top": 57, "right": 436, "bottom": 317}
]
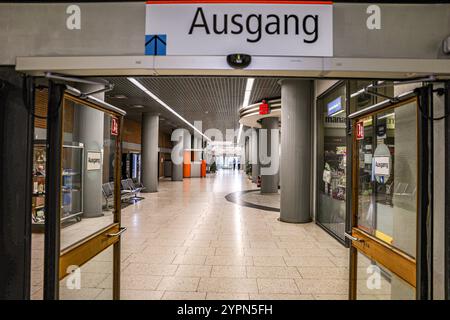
[{"left": 145, "top": 34, "right": 167, "bottom": 56}]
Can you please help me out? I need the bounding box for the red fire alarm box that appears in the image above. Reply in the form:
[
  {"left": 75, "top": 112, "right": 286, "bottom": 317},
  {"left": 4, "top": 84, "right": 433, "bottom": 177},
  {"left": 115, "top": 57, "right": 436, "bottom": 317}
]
[
  {"left": 111, "top": 117, "right": 119, "bottom": 136},
  {"left": 259, "top": 100, "right": 270, "bottom": 115},
  {"left": 356, "top": 121, "right": 364, "bottom": 140}
]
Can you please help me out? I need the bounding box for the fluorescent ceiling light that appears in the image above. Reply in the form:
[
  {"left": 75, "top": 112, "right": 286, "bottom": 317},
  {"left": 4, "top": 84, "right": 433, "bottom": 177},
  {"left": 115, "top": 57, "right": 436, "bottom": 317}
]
[
  {"left": 127, "top": 77, "right": 211, "bottom": 142},
  {"left": 378, "top": 112, "right": 395, "bottom": 120},
  {"left": 112, "top": 94, "right": 128, "bottom": 99},
  {"left": 350, "top": 81, "right": 385, "bottom": 98},
  {"left": 237, "top": 124, "right": 243, "bottom": 145},
  {"left": 330, "top": 109, "right": 345, "bottom": 117},
  {"left": 242, "top": 78, "right": 255, "bottom": 108}
]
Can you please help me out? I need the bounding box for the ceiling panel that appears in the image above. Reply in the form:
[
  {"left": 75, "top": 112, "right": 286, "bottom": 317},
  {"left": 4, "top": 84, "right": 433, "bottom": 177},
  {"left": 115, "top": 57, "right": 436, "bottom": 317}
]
[{"left": 104, "top": 76, "right": 281, "bottom": 136}]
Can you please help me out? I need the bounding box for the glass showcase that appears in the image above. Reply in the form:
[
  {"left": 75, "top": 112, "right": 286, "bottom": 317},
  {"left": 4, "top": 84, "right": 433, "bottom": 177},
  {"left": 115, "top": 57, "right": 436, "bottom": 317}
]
[{"left": 316, "top": 82, "right": 347, "bottom": 241}]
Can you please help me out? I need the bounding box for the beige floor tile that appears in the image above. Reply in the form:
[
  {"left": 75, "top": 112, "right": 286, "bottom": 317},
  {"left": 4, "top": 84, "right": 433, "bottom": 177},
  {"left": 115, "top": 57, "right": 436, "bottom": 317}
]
[
  {"left": 205, "top": 255, "right": 253, "bottom": 266},
  {"left": 96, "top": 289, "right": 164, "bottom": 300},
  {"left": 211, "top": 266, "right": 246, "bottom": 278},
  {"left": 329, "top": 256, "right": 350, "bottom": 267},
  {"left": 176, "top": 265, "right": 212, "bottom": 277},
  {"left": 284, "top": 256, "right": 335, "bottom": 267},
  {"left": 59, "top": 287, "right": 103, "bottom": 300},
  {"left": 98, "top": 274, "right": 162, "bottom": 290},
  {"left": 214, "top": 247, "right": 245, "bottom": 256},
  {"left": 123, "top": 263, "right": 178, "bottom": 276},
  {"left": 128, "top": 253, "right": 176, "bottom": 265},
  {"left": 295, "top": 279, "right": 348, "bottom": 294},
  {"left": 185, "top": 247, "right": 216, "bottom": 256},
  {"left": 253, "top": 256, "right": 286, "bottom": 267},
  {"left": 276, "top": 241, "right": 318, "bottom": 249},
  {"left": 297, "top": 267, "right": 349, "bottom": 279},
  {"left": 198, "top": 278, "right": 258, "bottom": 293},
  {"left": 257, "top": 278, "right": 300, "bottom": 294},
  {"left": 162, "top": 291, "right": 207, "bottom": 300},
  {"left": 247, "top": 266, "right": 300, "bottom": 279},
  {"left": 206, "top": 293, "right": 250, "bottom": 300},
  {"left": 286, "top": 248, "right": 332, "bottom": 257},
  {"left": 183, "top": 240, "right": 211, "bottom": 248},
  {"left": 173, "top": 254, "right": 207, "bottom": 265},
  {"left": 157, "top": 276, "right": 200, "bottom": 292},
  {"left": 142, "top": 246, "right": 188, "bottom": 255},
  {"left": 244, "top": 248, "right": 288, "bottom": 257}
]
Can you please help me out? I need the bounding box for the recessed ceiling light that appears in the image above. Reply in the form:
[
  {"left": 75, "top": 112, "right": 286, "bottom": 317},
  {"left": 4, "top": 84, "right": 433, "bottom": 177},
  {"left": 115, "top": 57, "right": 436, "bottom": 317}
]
[
  {"left": 205, "top": 111, "right": 209, "bottom": 114},
  {"left": 131, "top": 104, "right": 144, "bottom": 108},
  {"left": 112, "top": 94, "right": 128, "bottom": 99}
]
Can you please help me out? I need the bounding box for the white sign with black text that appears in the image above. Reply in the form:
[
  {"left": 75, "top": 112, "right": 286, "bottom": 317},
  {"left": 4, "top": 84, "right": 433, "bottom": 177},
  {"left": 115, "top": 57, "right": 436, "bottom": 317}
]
[
  {"left": 374, "top": 156, "right": 390, "bottom": 176},
  {"left": 145, "top": 1, "right": 333, "bottom": 57}
]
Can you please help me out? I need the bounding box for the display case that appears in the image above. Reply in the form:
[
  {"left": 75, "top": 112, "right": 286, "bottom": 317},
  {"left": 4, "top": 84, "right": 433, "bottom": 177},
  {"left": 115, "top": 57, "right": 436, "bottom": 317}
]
[
  {"left": 32, "top": 140, "right": 46, "bottom": 232},
  {"left": 62, "top": 143, "right": 84, "bottom": 222}
]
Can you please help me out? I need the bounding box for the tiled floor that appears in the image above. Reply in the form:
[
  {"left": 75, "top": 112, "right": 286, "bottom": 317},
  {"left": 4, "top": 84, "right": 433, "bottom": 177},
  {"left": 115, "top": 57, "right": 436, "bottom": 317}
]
[{"left": 32, "top": 169, "right": 351, "bottom": 300}]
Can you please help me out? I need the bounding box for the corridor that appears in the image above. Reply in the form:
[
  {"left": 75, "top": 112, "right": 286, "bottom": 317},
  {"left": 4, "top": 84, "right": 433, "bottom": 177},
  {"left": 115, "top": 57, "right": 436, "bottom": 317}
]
[{"left": 105, "top": 170, "right": 348, "bottom": 300}]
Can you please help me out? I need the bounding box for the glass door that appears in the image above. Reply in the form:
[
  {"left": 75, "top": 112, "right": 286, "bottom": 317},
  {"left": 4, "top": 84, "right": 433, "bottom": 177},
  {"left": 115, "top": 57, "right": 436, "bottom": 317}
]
[
  {"left": 56, "top": 93, "right": 125, "bottom": 300},
  {"left": 348, "top": 97, "right": 419, "bottom": 300}
]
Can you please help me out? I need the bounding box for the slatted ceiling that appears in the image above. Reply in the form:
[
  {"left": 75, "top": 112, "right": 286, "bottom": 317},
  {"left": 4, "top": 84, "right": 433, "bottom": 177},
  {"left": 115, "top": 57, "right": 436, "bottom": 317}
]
[
  {"left": 104, "top": 76, "right": 281, "bottom": 135},
  {"left": 250, "top": 78, "right": 281, "bottom": 104}
]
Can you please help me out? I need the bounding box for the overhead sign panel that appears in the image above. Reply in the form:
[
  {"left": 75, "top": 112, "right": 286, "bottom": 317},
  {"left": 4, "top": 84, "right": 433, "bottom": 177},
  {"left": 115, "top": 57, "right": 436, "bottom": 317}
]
[{"left": 145, "top": 1, "right": 333, "bottom": 57}]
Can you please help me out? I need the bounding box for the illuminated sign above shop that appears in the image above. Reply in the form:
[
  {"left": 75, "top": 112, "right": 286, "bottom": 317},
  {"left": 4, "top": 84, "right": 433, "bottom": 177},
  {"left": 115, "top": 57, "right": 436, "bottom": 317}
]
[
  {"left": 145, "top": 1, "right": 333, "bottom": 56},
  {"left": 327, "top": 96, "right": 343, "bottom": 116}
]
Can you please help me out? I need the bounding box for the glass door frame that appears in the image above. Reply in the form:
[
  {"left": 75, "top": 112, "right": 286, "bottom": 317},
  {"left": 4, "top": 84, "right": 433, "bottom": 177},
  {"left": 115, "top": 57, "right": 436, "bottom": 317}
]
[
  {"left": 43, "top": 85, "right": 125, "bottom": 300},
  {"left": 348, "top": 88, "right": 431, "bottom": 300}
]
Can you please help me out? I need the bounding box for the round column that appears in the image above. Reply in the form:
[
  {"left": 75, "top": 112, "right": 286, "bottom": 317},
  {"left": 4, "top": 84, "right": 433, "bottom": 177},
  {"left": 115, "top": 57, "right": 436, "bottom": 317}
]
[
  {"left": 260, "top": 117, "right": 279, "bottom": 194},
  {"left": 280, "top": 80, "right": 312, "bottom": 223},
  {"left": 141, "top": 113, "right": 159, "bottom": 192},
  {"left": 251, "top": 128, "right": 260, "bottom": 183}
]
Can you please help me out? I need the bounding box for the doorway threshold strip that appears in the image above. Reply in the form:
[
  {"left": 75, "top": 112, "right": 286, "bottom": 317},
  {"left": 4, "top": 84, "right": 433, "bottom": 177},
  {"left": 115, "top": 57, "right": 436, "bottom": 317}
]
[{"left": 225, "top": 189, "right": 280, "bottom": 212}]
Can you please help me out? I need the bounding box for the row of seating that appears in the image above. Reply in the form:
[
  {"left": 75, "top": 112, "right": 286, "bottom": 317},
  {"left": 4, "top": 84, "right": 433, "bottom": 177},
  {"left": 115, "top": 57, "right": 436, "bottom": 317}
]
[{"left": 102, "top": 179, "right": 146, "bottom": 209}]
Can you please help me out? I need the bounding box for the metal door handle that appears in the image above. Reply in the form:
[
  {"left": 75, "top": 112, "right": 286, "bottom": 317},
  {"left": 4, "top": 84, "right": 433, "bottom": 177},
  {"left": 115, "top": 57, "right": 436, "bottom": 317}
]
[
  {"left": 345, "top": 232, "right": 364, "bottom": 242},
  {"left": 107, "top": 227, "right": 127, "bottom": 237}
]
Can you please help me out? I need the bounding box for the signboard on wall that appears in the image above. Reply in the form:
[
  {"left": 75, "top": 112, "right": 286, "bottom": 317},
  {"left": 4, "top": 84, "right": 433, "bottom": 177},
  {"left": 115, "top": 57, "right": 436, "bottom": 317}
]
[
  {"left": 87, "top": 151, "right": 102, "bottom": 171},
  {"left": 145, "top": 1, "right": 333, "bottom": 56}
]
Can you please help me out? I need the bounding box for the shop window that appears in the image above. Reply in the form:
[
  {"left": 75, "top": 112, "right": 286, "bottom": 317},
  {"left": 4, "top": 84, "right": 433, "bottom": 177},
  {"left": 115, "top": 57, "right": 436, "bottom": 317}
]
[{"left": 316, "top": 82, "right": 347, "bottom": 241}]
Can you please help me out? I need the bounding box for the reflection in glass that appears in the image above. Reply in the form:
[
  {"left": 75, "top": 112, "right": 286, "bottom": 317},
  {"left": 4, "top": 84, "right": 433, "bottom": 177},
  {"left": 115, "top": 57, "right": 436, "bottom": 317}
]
[
  {"left": 356, "top": 101, "right": 417, "bottom": 258},
  {"left": 356, "top": 252, "right": 415, "bottom": 300},
  {"left": 317, "top": 83, "right": 347, "bottom": 240},
  {"left": 59, "top": 246, "right": 113, "bottom": 300},
  {"left": 60, "top": 97, "right": 116, "bottom": 250}
]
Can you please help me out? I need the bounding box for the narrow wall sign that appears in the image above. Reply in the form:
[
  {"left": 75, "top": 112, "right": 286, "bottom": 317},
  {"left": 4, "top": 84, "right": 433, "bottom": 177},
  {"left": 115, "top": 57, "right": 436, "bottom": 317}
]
[
  {"left": 111, "top": 117, "right": 119, "bottom": 136},
  {"left": 145, "top": 1, "right": 333, "bottom": 57},
  {"left": 356, "top": 121, "right": 364, "bottom": 140}
]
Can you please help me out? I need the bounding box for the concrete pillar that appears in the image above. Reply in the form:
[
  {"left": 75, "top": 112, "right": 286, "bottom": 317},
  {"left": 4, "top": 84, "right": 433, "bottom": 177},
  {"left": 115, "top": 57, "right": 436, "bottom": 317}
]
[
  {"left": 280, "top": 80, "right": 312, "bottom": 223},
  {"left": 260, "top": 117, "right": 279, "bottom": 194},
  {"left": 76, "top": 83, "right": 105, "bottom": 218},
  {"left": 251, "top": 128, "right": 259, "bottom": 183},
  {"left": 193, "top": 136, "right": 202, "bottom": 161},
  {"left": 141, "top": 113, "right": 159, "bottom": 192}
]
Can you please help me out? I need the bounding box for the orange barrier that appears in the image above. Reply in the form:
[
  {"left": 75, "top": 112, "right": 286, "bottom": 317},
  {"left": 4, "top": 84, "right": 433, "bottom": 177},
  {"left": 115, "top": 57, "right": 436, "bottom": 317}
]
[
  {"left": 201, "top": 160, "right": 206, "bottom": 177},
  {"left": 183, "top": 163, "right": 191, "bottom": 178},
  {"left": 183, "top": 150, "right": 191, "bottom": 178}
]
